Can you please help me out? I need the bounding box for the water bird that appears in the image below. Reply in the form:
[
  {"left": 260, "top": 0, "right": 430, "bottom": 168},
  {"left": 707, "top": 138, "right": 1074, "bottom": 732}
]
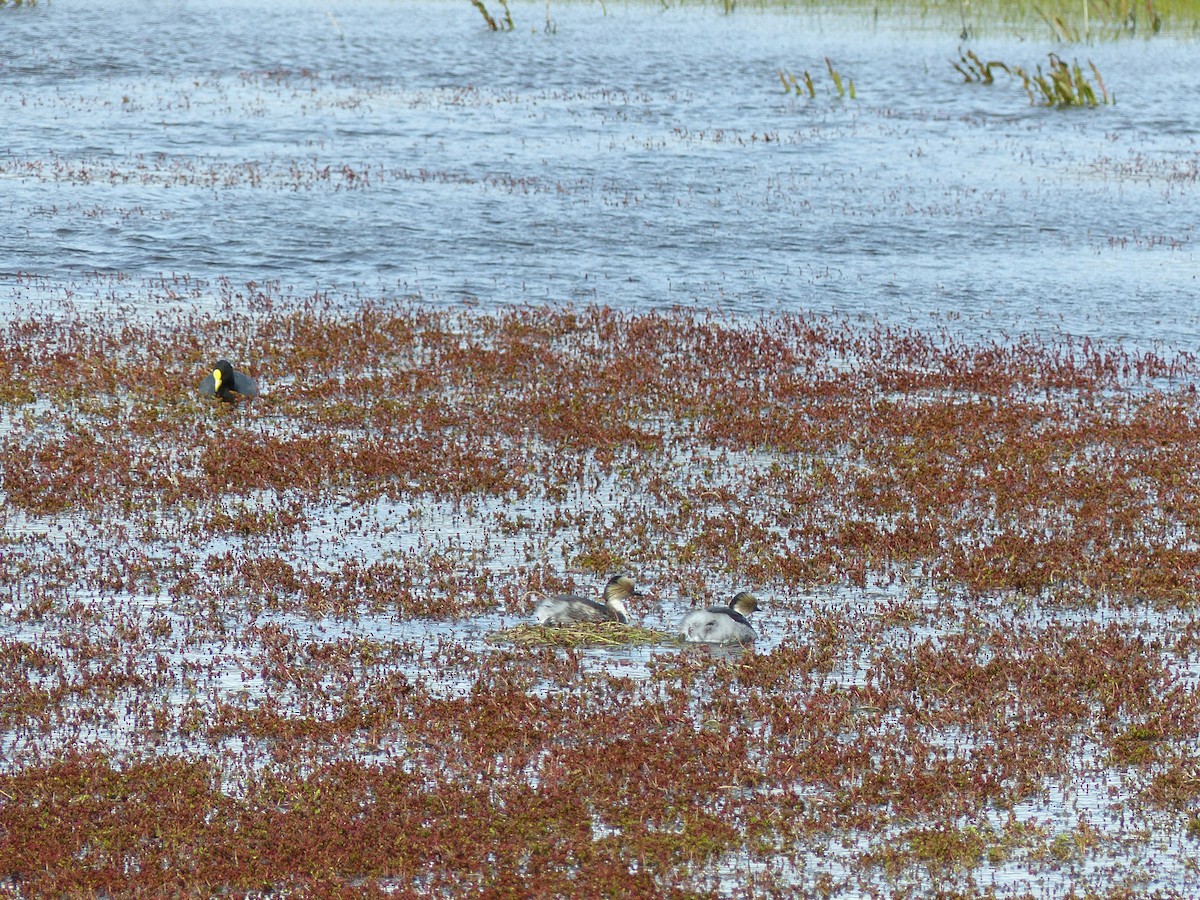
[
  {"left": 679, "top": 591, "right": 759, "bottom": 644},
  {"left": 533, "top": 574, "right": 642, "bottom": 625},
  {"left": 199, "top": 360, "right": 259, "bottom": 403}
]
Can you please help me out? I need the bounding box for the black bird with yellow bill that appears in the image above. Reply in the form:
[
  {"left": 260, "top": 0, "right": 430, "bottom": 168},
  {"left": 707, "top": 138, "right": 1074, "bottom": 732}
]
[{"left": 199, "top": 360, "right": 259, "bottom": 403}]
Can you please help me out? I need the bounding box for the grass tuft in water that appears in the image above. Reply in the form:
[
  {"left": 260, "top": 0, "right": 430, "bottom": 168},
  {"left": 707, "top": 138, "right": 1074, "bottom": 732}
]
[
  {"left": 953, "top": 48, "right": 1012, "bottom": 84},
  {"left": 720, "top": 0, "right": 1175, "bottom": 38},
  {"left": 1014, "top": 54, "right": 1111, "bottom": 106},
  {"left": 778, "top": 59, "right": 855, "bottom": 100},
  {"left": 489, "top": 622, "right": 680, "bottom": 648},
  {"left": 1037, "top": 0, "right": 1162, "bottom": 37},
  {"left": 470, "top": 0, "right": 514, "bottom": 31},
  {"left": 955, "top": 48, "right": 1111, "bottom": 107}
]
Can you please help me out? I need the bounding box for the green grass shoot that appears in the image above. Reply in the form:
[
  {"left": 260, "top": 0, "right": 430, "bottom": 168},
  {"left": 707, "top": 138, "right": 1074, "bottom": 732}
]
[
  {"left": 778, "top": 60, "right": 855, "bottom": 100},
  {"left": 955, "top": 48, "right": 1112, "bottom": 107},
  {"left": 470, "top": 0, "right": 514, "bottom": 31}
]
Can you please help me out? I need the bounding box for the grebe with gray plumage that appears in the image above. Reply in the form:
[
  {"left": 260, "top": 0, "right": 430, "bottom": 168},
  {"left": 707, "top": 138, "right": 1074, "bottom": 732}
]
[
  {"left": 678, "top": 591, "right": 759, "bottom": 644},
  {"left": 533, "top": 574, "right": 643, "bottom": 625}
]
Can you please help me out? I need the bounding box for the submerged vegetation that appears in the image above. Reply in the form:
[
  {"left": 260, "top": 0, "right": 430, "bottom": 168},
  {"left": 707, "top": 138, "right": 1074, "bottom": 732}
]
[{"left": 3, "top": 290, "right": 1200, "bottom": 893}]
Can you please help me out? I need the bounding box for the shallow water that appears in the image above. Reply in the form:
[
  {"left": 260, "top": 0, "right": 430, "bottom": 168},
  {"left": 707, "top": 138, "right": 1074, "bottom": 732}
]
[
  {"left": 4, "top": 2, "right": 1200, "bottom": 895},
  {"left": 2, "top": 0, "right": 1198, "bottom": 347}
]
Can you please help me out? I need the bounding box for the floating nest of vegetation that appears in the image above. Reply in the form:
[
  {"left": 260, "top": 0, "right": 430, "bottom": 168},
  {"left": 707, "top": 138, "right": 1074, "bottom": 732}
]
[{"left": 489, "top": 622, "right": 681, "bottom": 648}]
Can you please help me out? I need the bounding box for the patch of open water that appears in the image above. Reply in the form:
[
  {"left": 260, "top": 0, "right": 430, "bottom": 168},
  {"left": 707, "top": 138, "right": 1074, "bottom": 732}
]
[{"left": 1, "top": 0, "right": 1197, "bottom": 348}]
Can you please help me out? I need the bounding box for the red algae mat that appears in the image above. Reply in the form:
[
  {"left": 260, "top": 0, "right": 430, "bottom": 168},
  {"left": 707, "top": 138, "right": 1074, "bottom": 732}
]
[{"left": 4, "top": 293, "right": 1200, "bottom": 896}]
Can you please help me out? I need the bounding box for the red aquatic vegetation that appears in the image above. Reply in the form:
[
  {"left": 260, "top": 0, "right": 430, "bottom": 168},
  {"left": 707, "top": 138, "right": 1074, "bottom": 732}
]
[{"left": 4, "top": 294, "right": 1200, "bottom": 894}]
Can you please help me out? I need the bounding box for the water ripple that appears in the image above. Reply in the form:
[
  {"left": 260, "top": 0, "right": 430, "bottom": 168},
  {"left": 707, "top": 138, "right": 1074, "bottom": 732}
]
[{"left": 0, "top": 0, "right": 1196, "bottom": 348}]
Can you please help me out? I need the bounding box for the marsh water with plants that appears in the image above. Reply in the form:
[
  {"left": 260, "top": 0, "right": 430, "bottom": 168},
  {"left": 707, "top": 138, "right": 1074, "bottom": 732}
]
[{"left": 3, "top": 0, "right": 1200, "bottom": 896}]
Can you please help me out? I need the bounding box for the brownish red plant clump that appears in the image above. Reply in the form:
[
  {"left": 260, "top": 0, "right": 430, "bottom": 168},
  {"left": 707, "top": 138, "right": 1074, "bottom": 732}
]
[{"left": 2, "top": 289, "right": 1199, "bottom": 896}]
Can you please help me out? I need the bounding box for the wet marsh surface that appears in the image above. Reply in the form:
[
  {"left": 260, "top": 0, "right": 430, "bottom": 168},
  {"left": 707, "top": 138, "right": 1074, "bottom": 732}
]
[{"left": 3, "top": 0, "right": 1200, "bottom": 896}]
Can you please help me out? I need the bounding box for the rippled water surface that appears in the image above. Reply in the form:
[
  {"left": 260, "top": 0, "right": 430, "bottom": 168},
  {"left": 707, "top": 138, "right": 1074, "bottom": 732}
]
[
  {"left": 5, "top": 3, "right": 1200, "bottom": 895},
  {"left": 2, "top": 0, "right": 1198, "bottom": 345}
]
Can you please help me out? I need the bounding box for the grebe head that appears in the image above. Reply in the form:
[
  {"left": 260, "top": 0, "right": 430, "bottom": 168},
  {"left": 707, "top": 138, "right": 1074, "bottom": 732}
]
[{"left": 730, "top": 592, "right": 758, "bottom": 616}]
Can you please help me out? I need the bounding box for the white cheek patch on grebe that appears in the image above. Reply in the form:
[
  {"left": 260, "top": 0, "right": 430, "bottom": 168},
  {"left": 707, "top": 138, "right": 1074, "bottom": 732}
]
[
  {"left": 533, "top": 574, "right": 642, "bottom": 626},
  {"left": 679, "top": 591, "right": 759, "bottom": 644}
]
